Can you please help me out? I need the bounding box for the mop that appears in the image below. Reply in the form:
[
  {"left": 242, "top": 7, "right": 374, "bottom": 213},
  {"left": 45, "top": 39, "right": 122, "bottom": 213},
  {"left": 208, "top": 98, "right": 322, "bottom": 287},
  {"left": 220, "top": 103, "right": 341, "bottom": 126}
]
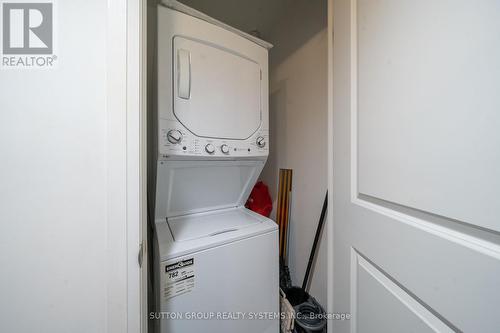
[{"left": 284, "top": 191, "right": 328, "bottom": 333}]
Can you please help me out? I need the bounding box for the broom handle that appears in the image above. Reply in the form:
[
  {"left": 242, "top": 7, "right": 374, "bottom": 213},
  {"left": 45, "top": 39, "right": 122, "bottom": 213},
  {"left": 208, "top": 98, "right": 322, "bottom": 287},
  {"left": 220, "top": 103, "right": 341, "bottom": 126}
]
[{"left": 302, "top": 191, "right": 328, "bottom": 291}]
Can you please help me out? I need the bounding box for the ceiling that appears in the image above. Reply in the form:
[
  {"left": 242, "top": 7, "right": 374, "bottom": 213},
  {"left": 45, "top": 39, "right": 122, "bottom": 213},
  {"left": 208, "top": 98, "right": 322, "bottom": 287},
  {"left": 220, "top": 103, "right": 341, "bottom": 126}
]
[{"left": 178, "top": 0, "right": 289, "bottom": 40}]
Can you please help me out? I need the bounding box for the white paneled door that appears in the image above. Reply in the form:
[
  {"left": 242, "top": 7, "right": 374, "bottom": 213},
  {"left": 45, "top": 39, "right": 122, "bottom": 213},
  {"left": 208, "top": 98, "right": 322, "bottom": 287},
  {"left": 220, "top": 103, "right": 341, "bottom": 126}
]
[{"left": 331, "top": 1, "right": 500, "bottom": 332}]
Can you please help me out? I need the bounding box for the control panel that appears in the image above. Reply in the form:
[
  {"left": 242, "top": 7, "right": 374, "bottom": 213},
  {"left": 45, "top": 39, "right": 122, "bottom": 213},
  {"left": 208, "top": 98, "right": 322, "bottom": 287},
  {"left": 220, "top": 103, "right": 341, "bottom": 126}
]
[{"left": 159, "top": 119, "right": 269, "bottom": 158}]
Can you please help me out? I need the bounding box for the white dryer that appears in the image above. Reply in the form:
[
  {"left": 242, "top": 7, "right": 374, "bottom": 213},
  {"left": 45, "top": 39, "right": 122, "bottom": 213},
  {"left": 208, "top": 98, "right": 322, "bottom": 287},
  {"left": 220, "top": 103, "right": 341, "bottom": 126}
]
[{"left": 153, "top": 2, "right": 278, "bottom": 333}]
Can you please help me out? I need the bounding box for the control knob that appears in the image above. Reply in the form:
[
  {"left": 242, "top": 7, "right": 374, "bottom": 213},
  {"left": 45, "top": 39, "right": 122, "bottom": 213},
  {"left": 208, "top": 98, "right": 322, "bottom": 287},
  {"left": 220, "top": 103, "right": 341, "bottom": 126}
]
[
  {"left": 166, "top": 130, "right": 182, "bottom": 144},
  {"left": 256, "top": 136, "right": 266, "bottom": 148},
  {"left": 221, "top": 144, "right": 230, "bottom": 154},
  {"left": 205, "top": 143, "right": 215, "bottom": 154}
]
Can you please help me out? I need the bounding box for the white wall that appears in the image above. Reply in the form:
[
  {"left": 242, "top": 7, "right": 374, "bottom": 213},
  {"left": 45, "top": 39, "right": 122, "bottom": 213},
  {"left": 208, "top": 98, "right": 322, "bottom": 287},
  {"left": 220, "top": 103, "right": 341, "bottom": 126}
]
[
  {"left": 0, "top": 1, "right": 143, "bottom": 332},
  {"left": 260, "top": 0, "right": 328, "bottom": 308}
]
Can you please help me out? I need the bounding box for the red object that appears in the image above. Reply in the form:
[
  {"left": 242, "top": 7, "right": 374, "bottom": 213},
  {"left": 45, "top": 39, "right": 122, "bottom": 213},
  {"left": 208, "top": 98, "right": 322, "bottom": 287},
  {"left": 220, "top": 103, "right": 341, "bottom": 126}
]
[{"left": 246, "top": 181, "right": 273, "bottom": 217}]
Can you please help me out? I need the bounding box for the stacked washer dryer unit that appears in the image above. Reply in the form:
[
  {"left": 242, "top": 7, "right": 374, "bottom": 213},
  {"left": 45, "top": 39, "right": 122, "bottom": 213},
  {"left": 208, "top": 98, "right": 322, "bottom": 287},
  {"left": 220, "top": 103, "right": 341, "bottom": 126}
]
[{"left": 154, "top": 3, "right": 278, "bottom": 333}]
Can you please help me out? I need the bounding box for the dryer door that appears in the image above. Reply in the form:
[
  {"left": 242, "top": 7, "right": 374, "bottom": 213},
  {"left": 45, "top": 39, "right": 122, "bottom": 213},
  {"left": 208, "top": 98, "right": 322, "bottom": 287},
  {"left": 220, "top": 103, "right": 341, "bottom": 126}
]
[{"left": 173, "top": 36, "right": 262, "bottom": 140}]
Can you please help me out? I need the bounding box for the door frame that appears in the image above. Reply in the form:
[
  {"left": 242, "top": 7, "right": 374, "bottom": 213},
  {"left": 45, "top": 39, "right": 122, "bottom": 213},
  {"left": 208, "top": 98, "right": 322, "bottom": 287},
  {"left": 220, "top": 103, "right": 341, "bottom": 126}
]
[
  {"left": 327, "top": 0, "right": 335, "bottom": 332},
  {"left": 126, "top": 0, "right": 148, "bottom": 331},
  {"left": 106, "top": 0, "right": 148, "bottom": 332}
]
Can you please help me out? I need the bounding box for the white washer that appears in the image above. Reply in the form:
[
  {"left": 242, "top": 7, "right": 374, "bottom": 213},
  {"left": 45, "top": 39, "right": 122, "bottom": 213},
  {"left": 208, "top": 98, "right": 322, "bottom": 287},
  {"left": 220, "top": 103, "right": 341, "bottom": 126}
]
[{"left": 153, "top": 3, "right": 278, "bottom": 333}]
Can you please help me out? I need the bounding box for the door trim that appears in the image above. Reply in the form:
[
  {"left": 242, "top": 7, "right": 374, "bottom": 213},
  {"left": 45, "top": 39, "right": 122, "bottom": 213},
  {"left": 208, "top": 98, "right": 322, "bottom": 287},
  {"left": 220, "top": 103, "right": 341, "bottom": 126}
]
[
  {"left": 126, "top": 0, "right": 148, "bottom": 332},
  {"left": 327, "top": 0, "right": 335, "bottom": 332},
  {"left": 106, "top": 0, "right": 147, "bottom": 332}
]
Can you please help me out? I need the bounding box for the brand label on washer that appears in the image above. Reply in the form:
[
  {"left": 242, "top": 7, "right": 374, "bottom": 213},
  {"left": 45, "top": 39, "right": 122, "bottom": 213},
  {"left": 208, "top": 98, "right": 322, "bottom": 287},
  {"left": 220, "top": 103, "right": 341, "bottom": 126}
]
[{"left": 164, "top": 258, "right": 195, "bottom": 300}]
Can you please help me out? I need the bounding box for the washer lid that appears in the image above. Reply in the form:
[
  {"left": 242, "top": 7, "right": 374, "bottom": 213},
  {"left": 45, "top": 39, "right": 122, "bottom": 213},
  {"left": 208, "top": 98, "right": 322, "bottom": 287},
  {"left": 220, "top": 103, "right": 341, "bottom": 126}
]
[
  {"left": 154, "top": 210, "right": 277, "bottom": 262},
  {"left": 173, "top": 36, "right": 262, "bottom": 140},
  {"left": 155, "top": 160, "right": 265, "bottom": 220},
  {"left": 168, "top": 207, "right": 264, "bottom": 242}
]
